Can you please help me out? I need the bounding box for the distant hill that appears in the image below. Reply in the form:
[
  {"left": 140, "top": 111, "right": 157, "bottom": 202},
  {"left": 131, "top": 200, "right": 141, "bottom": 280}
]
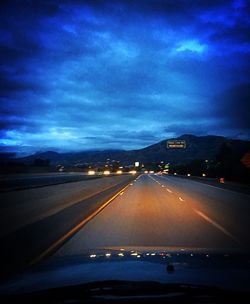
[{"left": 16, "top": 134, "right": 250, "bottom": 166}]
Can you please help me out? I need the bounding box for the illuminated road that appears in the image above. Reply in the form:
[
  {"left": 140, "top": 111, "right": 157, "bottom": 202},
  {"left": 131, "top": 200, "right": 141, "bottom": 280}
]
[
  {"left": 1, "top": 173, "right": 250, "bottom": 278},
  {"left": 55, "top": 174, "right": 250, "bottom": 256},
  {"left": 0, "top": 174, "right": 131, "bottom": 237},
  {"left": 0, "top": 174, "right": 134, "bottom": 277}
]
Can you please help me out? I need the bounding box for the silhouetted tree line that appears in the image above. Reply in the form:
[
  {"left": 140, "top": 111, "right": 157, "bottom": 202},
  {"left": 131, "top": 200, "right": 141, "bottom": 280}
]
[
  {"left": 0, "top": 157, "right": 51, "bottom": 173},
  {"left": 170, "top": 143, "right": 250, "bottom": 184},
  {"left": 209, "top": 143, "right": 250, "bottom": 183},
  {"left": 0, "top": 161, "right": 27, "bottom": 174}
]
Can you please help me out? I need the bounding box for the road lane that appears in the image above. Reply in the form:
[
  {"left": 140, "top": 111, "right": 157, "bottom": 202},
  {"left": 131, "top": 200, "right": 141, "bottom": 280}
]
[
  {"left": 55, "top": 174, "right": 245, "bottom": 257},
  {"left": 153, "top": 174, "right": 250, "bottom": 248},
  {"left": 0, "top": 175, "right": 135, "bottom": 278},
  {"left": 0, "top": 175, "right": 133, "bottom": 238}
]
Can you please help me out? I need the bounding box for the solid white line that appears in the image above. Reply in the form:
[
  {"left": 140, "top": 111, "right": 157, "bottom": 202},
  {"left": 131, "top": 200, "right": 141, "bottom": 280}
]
[
  {"left": 148, "top": 174, "right": 239, "bottom": 244},
  {"left": 160, "top": 175, "right": 249, "bottom": 196},
  {"left": 199, "top": 183, "right": 250, "bottom": 196},
  {"left": 193, "top": 209, "right": 239, "bottom": 243}
]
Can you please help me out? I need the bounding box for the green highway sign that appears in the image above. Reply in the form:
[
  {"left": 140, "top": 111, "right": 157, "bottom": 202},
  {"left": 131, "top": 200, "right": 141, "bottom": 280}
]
[{"left": 167, "top": 140, "right": 186, "bottom": 149}]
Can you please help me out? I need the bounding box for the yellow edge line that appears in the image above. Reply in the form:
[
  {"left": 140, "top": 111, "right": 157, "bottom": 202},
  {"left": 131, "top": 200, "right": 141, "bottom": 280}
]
[{"left": 29, "top": 183, "right": 131, "bottom": 266}]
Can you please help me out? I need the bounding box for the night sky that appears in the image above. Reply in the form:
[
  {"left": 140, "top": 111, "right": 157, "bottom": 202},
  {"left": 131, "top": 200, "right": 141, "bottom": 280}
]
[{"left": 1, "top": 0, "right": 250, "bottom": 154}]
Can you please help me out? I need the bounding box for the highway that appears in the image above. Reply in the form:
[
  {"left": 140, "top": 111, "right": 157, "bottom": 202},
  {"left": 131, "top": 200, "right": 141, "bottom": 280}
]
[
  {"left": 0, "top": 174, "right": 134, "bottom": 277},
  {"left": 0, "top": 174, "right": 135, "bottom": 237},
  {"left": 55, "top": 174, "right": 250, "bottom": 256},
  {"left": 1, "top": 173, "right": 250, "bottom": 278}
]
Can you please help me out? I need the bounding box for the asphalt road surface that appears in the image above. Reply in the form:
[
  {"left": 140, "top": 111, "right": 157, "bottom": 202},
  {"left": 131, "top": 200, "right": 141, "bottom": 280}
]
[
  {"left": 0, "top": 174, "right": 134, "bottom": 238},
  {"left": 55, "top": 174, "right": 250, "bottom": 256},
  {"left": 0, "top": 174, "right": 134, "bottom": 277},
  {"left": 1, "top": 173, "right": 250, "bottom": 279}
]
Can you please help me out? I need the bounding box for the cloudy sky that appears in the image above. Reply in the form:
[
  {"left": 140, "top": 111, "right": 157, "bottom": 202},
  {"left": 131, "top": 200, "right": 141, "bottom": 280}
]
[{"left": 0, "top": 0, "right": 250, "bottom": 154}]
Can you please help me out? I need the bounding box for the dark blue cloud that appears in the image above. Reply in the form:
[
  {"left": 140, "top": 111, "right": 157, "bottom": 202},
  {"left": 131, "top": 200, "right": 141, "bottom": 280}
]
[{"left": 0, "top": 0, "right": 250, "bottom": 153}]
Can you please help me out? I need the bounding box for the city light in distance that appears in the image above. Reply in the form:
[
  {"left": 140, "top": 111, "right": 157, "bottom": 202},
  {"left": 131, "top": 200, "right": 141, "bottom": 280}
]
[{"left": 129, "top": 170, "right": 137, "bottom": 175}]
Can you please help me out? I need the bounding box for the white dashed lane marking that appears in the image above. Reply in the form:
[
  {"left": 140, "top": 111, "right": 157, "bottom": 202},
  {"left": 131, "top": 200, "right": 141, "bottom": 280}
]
[{"left": 148, "top": 174, "right": 239, "bottom": 245}]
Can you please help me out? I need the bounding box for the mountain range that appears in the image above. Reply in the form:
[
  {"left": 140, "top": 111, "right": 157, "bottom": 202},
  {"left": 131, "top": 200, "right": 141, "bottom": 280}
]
[{"left": 16, "top": 134, "right": 250, "bottom": 166}]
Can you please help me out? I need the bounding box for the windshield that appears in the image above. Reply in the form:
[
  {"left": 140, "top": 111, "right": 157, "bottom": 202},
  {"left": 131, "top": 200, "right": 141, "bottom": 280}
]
[{"left": 0, "top": 0, "right": 250, "bottom": 300}]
